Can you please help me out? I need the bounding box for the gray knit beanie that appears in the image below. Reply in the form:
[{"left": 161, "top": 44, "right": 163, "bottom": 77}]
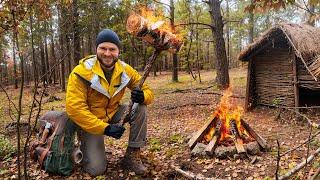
[{"left": 96, "top": 29, "right": 121, "bottom": 49}]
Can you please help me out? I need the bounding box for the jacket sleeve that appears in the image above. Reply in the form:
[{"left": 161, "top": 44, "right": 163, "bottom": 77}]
[
  {"left": 126, "top": 65, "right": 154, "bottom": 105},
  {"left": 66, "top": 72, "right": 109, "bottom": 135}
]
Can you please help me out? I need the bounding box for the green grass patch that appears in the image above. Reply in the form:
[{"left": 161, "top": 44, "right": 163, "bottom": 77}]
[
  {"left": 149, "top": 138, "right": 161, "bottom": 152},
  {"left": 0, "top": 135, "right": 16, "bottom": 160},
  {"left": 169, "top": 134, "right": 184, "bottom": 144},
  {"left": 312, "top": 160, "right": 320, "bottom": 168},
  {"left": 311, "top": 139, "right": 320, "bottom": 146},
  {"left": 165, "top": 148, "right": 179, "bottom": 158}
]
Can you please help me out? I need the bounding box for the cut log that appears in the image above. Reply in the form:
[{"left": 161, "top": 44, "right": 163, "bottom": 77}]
[
  {"left": 230, "top": 119, "right": 246, "bottom": 154},
  {"left": 188, "top": 117, "right": 215, "bottom": 149},
  {"left": 205, "top": 119, "right": 222, "bottom": 156},
  {"left": 245, "top": 141, "right": 261, "bottom": 155},
  {"left": 241, "top": 119, "right": 269, "bottom": 150},
  {"left": 126, "top": 13, "right": 182, "bottom": 53},
  {"left": 214, "top": 145, "right": 237, "bottom": 159}
]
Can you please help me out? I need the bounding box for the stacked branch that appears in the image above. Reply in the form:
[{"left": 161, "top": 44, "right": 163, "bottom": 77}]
[
  {"left": 205, "top": 119, "right": 222, "bottom": 155},
  {"left": 230, "top": 119, "right": 246, "bottom": 154}
]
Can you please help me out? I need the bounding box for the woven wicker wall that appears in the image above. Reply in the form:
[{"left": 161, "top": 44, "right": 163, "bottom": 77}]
[
  {"left": 297, "top": 60, "right": 320, "bottom": 90},
  {"left": 253, "top": 48, "right": 295, "bottom": 107}
]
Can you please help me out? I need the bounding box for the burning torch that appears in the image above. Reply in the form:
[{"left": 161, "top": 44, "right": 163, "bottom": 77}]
[{"left": 121, "top": 12, "right": 183, "bottom": 125}]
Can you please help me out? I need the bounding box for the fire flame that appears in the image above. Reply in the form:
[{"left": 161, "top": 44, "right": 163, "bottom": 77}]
[
  {"left": 140, "top": 7, "right": 183, "bottom": 41},
  {"left": 204, "top": 87, "right": 252, "bottom": 144},
  {"left": 127, "top": 7, "right": 183, "bottom": 42}
]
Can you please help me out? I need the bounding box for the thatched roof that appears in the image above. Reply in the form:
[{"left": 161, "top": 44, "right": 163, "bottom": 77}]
[{"left": 239, "top": 23, "right": 320, "bottom": 80}]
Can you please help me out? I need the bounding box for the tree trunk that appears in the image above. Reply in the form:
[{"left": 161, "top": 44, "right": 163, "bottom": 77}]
[
  {"left": 208, "top": 0, "right": 229, "bottom": 89},
  {"left": 44, "top": 26, "right": 51, "bottom": 84},
  {"left": 11, "top": 9, "right": 22, "bottom": 179},
  {"left": 58, "top": 4, "right": 66, "bottom": 91},
  {"left": 66, "top": 36, "right": 72, "bottom": 75},
  {"left": 170, "top": 0, "right": 178, "bottom": 82},
  {"left": 73, "top": 0, "right": 81, "bottom": 65},
  {"left": 307, "top": 4, "right": 315, "bottom": 26},
  {"left": 40, "top": 39, "right": 46, "bottom": 85},
  {"left": 50, "top": 20, "right": 57, "bottom": 84},
  {"left": 248, "top": 0, "right": 254, "bottom": 44},
  {"left": 12, "top": 31, "right": 18, "bottom": 89},
  {"left": 226, "top": 0, "right": 230, "bottom": 65}
]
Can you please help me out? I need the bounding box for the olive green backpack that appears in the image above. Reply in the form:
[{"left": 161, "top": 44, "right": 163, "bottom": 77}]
[{"left": 30, "top": 111, "right": 78, "bottom": 176}]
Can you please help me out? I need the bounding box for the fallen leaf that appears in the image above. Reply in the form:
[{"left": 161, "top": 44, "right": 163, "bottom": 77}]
[{"left": 232, "top": 172, "right": 238, "bottom": 177}]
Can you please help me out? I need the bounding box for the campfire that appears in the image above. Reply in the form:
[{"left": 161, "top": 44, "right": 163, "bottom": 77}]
[{"left": 188, "top": 88, "right": 268, "bottom": 158}]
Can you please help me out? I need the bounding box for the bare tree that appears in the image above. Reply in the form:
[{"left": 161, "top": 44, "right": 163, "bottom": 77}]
[{"left": 206, "top": 0, "right": 230, "bottom": 89}]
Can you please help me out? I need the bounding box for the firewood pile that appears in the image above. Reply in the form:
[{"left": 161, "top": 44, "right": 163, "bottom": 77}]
[
  {"left": 188, "top": 89, "right": 269, "bottom": 158},
  {"left": 188, "top": 116, "right": 269, "bottom": 158}
]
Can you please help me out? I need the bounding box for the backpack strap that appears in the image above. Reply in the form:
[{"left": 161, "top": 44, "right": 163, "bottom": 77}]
[{"left": 38, "top": 122, "right": 61, "bottom": 166}]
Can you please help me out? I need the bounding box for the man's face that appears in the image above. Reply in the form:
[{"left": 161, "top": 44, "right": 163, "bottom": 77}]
[{"left": 96, "top": 42, "right": 119, "bottom": 69}]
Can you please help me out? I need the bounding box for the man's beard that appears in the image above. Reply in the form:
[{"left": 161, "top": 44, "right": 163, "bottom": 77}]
[{"left": 97, "top": 54, "right": 118, "bottom": 69}]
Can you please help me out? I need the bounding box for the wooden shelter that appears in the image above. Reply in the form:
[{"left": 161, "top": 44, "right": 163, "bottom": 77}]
[{"left": 239, "top": 23, "right": 320, "bottom": 110}]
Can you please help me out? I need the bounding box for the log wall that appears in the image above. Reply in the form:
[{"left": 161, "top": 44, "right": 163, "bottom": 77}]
[{"left": 253, "top": 48, "right": 295, "bottom": 107}]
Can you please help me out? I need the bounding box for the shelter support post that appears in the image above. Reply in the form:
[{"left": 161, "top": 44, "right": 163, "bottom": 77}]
[{"left": 292, "top": 51, "right": 300, "bottom": 120}]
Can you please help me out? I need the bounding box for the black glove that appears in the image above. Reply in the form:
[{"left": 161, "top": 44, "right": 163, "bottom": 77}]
[
  {"left": 131, "top": 87, "right": 145, "bottom": 104},
  {"left": 104, "top": 124, "right": 125, "bottom": 139}
]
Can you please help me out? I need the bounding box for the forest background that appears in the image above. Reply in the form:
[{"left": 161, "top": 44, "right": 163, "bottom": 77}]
[{"left": 0, "top": 0, "right": 320, "bottom": 179}]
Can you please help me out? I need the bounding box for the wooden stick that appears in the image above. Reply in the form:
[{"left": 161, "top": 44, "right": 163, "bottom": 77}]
[
  {"left": 188, "top": 117, "right": 215, "bottom": 149},
  {"left": 279, "top": 146, "right": 320, "bottom": 180},
  {"left": 205, "top": 135, "right": 219, "bottom": 156},
  {"left": 230, "top": 119, "right": 246, "bottom": 154},
  {"left": 275, "top": 140, "right": 281, "bottom": 180},
  {"left": 170, "top": 164, "right": 213, "bottom": 180},
  {"left": 280, "top": 131, "right": 320, "bottom": 157},
  {"left": 241, "top": 119, "right": 268, "bottom": 150},
  {"left": 121, "top": 49, "right": 161, "bottom": 125},
  {"left": 205, "top": 119, "right": 221, "bottom": 155}
]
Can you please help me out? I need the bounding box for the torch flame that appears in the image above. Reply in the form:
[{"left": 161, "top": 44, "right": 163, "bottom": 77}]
[
  {"left": 139, "top": 7, "right": 182, "bottom": 40},
  {"left": 126, "top": 6, "right": 183, "bottom": 53}
]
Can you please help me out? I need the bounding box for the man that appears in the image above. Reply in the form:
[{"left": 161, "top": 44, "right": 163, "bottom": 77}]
[{"left": 66, "top": 29, "right": 154, "bottom": 176}]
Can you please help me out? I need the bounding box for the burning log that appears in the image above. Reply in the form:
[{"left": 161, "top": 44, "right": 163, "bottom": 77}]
[
  {"left": 205, "top": 119, "right": 222, "bottom": 156},
  {"left": 240, "top": 119, "right": 269, "bottom": 150},
  {"left": 126, "top": 13, "right": 183, "bottom": 53},
  {"left": 189, "top": 116, "right": 268, "bottom": 158},
  {"left": 230, "top": 119, "right": 246, "bottom": 154},
  {"left": 188, "top": 116, "right": 216, "bottom": 149},
  {"left": 188, "top": 88, "right": 268, "bottom": 158},
  {"left": 121, "top": 10, "right": 184, "bottom": 126}
]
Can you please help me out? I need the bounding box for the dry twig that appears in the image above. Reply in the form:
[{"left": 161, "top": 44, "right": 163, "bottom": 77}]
[
  {"left": 275, "top": 140, "right": 280, "bottom": 180},
  {"left": 164, "top": 102, "right": 211, "bottom": 110},
  {"left": 171, "top": 164, "right": 214, "bottom": 180},
  {"left": 280, "top": 131, "right": 320, "bottom": 157},
  {"left": 279, "top": 146, "right": 320, "bottom": 180}
]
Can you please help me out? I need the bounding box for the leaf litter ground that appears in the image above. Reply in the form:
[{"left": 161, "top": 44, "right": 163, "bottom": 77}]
[{"left": 1, "top": 68, "right": 320, "bottom": 179}]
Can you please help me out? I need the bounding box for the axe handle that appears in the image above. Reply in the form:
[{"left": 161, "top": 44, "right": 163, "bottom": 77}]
[{"left": 121, "top": 49, "right": 161, "bottom": 126}]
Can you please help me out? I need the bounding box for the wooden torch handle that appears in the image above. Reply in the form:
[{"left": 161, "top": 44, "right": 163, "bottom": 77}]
[{"left": 121, "top": 49, "right": 161, "bottom": 126}]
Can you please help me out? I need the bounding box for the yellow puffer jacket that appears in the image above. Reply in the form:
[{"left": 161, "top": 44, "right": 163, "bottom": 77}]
[{"left": 66, "top": 55, "right": 154, "bottom": 135}]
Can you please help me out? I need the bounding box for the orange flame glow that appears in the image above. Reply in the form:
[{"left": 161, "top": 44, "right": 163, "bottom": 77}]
[
  {"left": 138, "top": 7, "right": 183, "bottom": 41},
  {"left": 205, "top": 87, "right": 252, "bottom": 144}
]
